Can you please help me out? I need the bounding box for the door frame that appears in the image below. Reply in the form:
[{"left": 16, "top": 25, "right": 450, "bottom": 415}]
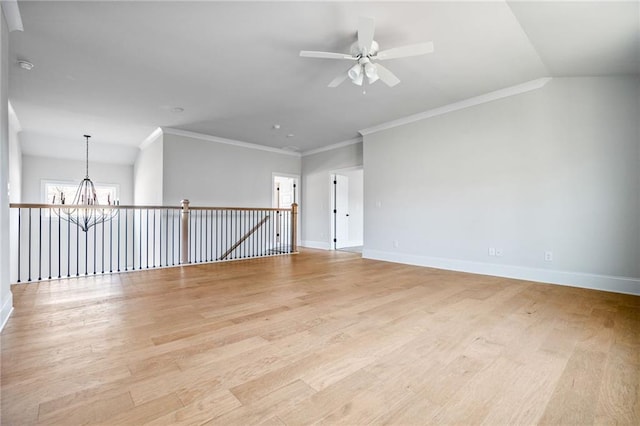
[
  {"left": 329, "top": 166, "right": 363, "bottom": 250},
  {"left": 271, "top": 173, "right": 300, "bottom": 208},
  {"left": 272, "top": 173, "right": 300, "bottom": 246}
]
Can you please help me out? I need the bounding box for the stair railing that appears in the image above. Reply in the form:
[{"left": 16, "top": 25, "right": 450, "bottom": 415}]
[{"left": 8, "top": 202, "right": 298, "bottom": 283}]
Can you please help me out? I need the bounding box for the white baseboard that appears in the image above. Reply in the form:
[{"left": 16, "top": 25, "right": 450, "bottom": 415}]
[
  {"left": 301, "top": 240, "right": 332, "bottom": 250},
  {"left": 1, "top": 291, "right": 14, "bottom": 332},
  {"left": 337, "top": 240, "right": 363, "bottom": 249},
  {"left": 363, "top": 249, "right": 640, "bottom": 296}
]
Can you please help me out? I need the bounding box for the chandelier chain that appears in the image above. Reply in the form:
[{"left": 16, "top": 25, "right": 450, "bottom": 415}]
[{"left": 84, "top": 135, "right": 90, "bottom": 179}]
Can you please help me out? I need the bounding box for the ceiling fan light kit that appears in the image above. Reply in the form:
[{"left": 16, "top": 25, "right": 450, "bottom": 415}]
[
  {"left": 348, "top": 63, "right": 362, "bottom": 83},
  {"left": 364, "top": 61, "right": 379, "bottom": 83},
  {"left": 300, "top": 16, "right": 434, "bottom": 90}
]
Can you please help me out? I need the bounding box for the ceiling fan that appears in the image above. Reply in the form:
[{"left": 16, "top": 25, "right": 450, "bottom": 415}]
[{"left": 300, "top": 17, "right": 434, "bottom": 88}]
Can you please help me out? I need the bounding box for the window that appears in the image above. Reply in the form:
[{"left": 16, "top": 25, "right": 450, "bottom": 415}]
[{"left": 42, "top": 180, "right": 119, "bottom": 205}]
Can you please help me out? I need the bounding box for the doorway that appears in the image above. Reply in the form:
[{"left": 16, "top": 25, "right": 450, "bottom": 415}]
[
  {"left": 273, "top": 175, "right": 298, "bottom": 208},
  {"left": 331, "top": 168, "right": 363, "bottom": 252},
  {"left": 273, "top": 174, "right": 299, "bottom": 250}
]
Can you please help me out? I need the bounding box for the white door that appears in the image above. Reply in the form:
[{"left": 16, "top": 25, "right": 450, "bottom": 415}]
[
  {"left": 273, "top": 176, "right": 297, "bottom": 209},
  {"left": 273, "top": 175, "right": 298, "bottom": 247},
  {"left": 333, "top": 174, "right": 350, "bottom": 249}
]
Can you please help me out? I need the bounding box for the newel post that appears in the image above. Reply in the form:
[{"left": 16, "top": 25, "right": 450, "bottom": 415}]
[
  {"left": 181, "top": 199, "right": 190, "bottom": 264},
  {"left": 290, "top": 203, "right": 298, "bottom": 253}
]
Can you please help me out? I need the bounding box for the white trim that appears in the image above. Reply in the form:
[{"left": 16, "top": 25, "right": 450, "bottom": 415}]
[
  {"left": 0, "top": 292, "right": 13, "bottom": 332},
  {"left": 1, "top": 0, "right": 23, "bottom": 32},
  {"left": 269, "top": 172, "right": 302, "bottom": 209},
  {"left": 362, "top": 249, "right": 640, "bottom": 296},
  {"left": 359, "top": 77, "right": 553, "bottom": 136},
  {"left": 300, "top": 240, "right": 332, "bottom": 250},
  {"left": 330, "top": 165, "right": 364, "bottom": 175},
  {"left": 162, "top": 128, "right": 302, "bottom": 157},
  {"left": 302, "top": 137, "right": 362, "bottom": 157},
  {"left": 8, "top": 101, "right": 22, "bottom": 132},
  {"left": 139, "top": 127, "right": 162, "bottom": 151},
  {"left": 329, "top": 168, "right": 364, "bottom": 251},
  {"left": 271, "top": 172, "right": 301, "bottom": 180},
  {"left": 337, "top": 240, "right": 363, "bottom": 249}
]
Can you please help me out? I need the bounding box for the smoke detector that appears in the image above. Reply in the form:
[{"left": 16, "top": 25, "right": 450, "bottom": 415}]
[{"left": 18, "top": 60, "right": 34, "bottom": 71}]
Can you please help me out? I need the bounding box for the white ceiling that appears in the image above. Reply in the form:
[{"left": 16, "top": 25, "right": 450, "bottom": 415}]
[{"left": 8, "top": 1, "right": 639, "bottom": 164}]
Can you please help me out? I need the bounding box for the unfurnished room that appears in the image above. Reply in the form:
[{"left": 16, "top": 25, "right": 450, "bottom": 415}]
[{"left": 0, "top": 1, "right": 638, "bottom": 424}]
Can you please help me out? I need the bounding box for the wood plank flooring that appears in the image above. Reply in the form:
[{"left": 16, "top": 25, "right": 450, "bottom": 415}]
[{"left": 1, "top": 249, "right": 639, "bottom": 425}]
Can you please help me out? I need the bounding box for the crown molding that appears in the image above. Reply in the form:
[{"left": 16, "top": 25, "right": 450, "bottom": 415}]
[
  {"left": 1, "top": 0, "right": 23, "bottom": 32},
  {"left": 162, "top": 128, "right": 302, "bottom": 157},
  {"left": 302, "top": 137, "right": 363, "bottom": 157},
  {"left": 8, "top": 101, "right": 22, "bottom": 132},
  {"left": 359, "top": 77, "right": 552, "bottom": 136},
  {"left": 138, "top": 127, "right": 162, "bottom": 151}
]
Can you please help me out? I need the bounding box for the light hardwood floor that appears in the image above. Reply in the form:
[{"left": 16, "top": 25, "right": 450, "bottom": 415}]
[{"left": 1, "top": 249, "right": 639, "bottom": 425}]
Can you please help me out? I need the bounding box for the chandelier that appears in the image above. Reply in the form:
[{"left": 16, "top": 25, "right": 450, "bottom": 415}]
[{"left": 52, "top": 135, "right": 119, "bottom": 232}]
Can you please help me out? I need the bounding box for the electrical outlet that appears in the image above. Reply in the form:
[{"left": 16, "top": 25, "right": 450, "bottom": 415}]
[
  {"left": 488, "top": 247, "right": 496, "bottom": 256},
  {"left": 545, "top": 251, "right": 553, "bottom": 262},
  {"left": 495, "top": 248, "right": 503, "bottom": 257},
  {"left": 393, "top": 240, "right": 399, "bottom": 248}
]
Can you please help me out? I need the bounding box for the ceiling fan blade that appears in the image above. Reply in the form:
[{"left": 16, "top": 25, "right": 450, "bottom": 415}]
[
  {"left": 300, "top": 51, "right": 353, "bottom": 60},
  {"left": 374, "top": 63, "right": 400, "bottom": 87},
  {"left": 328, "top": 72, "right": 349, "bottom": 88},
  {"left": 376, "top": 42, "right": 434, "bottom": 61},
  {"left": 357, "top": 16, "right": 376, "bottom": 55}
]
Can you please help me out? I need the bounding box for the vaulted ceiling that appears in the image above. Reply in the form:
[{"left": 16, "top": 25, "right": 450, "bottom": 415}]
[{"left": 9, "top": 1, "right": 639, "bottom": 164}]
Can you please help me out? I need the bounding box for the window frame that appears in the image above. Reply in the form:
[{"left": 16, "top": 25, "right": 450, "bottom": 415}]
[{"left": 41, "top": 179, "right": 121, "bottom": 207}]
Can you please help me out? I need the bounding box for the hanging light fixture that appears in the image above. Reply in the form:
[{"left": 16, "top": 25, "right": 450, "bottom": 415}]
[
  {"left": 348, "top": 62, "right": 363, "bottom": 86},
  {"left": 347, "top": 57, "right": 380, "bottom": 87},
  {"left": 52, "top": 135, "right": 118, "bottom": 232},
  {"left": 364, "top": 61, "right": 379, "bottom": 84}
]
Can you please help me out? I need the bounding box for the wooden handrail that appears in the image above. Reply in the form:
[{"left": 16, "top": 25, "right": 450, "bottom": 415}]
[
  {"left": 10, "top": 203, "right": 181, "bottom": 210},
  {"left": 218, "top": 215, "right": 271, "bottom": 261},
  {"left": 9, "top": 203, "right": 292, "bottom": 212},
  {"left": 190, "top": 206, "right": 291, "bottom": 212}
]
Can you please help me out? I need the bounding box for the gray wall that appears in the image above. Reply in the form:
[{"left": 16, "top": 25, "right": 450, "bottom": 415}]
[
  {"left": 346, "top": 168, "right": 364, "bottom": 245},
  {"left": 8, "top": 104, "right": 21, "bottom": 203},
  {"left": 0, "top": 13, "right": 11, "bottom": 328},
  {"left": 301, "top": 142, "right": 363, "bottom": 248},
  {"left": 162, "top": 132, "right": 300, "bottom": 206},
  {"left": 21, "top": 155, "right": 134, "bottom": 205},
  {"left": 133, "top": 135, "right": 163, "bottom": 205},
  {"left": 363, "top": 77, "right": 640, "bottom": 294}
]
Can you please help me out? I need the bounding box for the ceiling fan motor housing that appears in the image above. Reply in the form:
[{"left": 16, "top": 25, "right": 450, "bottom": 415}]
[{"left": 350, "top": 40, "right": 379, "bottom": 58}]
